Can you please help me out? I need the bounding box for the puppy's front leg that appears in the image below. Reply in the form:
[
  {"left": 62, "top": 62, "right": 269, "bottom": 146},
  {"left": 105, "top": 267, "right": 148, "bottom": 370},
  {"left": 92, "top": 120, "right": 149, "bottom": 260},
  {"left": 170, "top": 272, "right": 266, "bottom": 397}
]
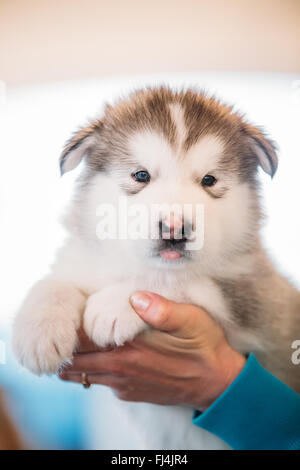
[
  {"left": 12, "top": 280, "right": 86, "bottom": 375},
  {"left": 84, "top": 283, "right": 149, "bottom": 347}
]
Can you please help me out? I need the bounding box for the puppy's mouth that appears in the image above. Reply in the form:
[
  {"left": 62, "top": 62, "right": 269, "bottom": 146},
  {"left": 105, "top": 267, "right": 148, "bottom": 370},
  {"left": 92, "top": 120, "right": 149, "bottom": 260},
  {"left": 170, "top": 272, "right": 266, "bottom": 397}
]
[
  {"left": 154, "top": 239, "right": 191, "bottom": 261},
  {"left": 148, "top": 221, "right": 196, "bottom": 262},
  {"left": 160, "top": 249, "right": 183, "bottom": 260}
]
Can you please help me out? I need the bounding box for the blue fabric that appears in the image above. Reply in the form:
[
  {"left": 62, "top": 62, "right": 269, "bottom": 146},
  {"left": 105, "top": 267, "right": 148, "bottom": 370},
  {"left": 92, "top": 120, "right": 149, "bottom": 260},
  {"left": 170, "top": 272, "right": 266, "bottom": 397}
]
[{"left": 193, "top": 354, "right": 300, "bottom": 450}]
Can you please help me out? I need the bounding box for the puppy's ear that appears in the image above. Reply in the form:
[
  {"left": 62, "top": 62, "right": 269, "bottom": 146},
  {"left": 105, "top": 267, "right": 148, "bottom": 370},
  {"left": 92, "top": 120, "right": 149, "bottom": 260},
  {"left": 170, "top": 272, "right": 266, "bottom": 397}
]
[
  {"left": 242, "top": 123, "right": 278, "bottom": 178},
  {"left": 60, "top": 119, "right": 103, "bottom": 175}
]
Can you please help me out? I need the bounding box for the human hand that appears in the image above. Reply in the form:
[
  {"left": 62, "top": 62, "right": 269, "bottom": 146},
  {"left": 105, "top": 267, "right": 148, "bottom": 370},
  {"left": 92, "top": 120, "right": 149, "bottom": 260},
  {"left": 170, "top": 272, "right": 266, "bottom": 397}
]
[{"left": 59, "top": 292, "right": 246, "bottom": 411}]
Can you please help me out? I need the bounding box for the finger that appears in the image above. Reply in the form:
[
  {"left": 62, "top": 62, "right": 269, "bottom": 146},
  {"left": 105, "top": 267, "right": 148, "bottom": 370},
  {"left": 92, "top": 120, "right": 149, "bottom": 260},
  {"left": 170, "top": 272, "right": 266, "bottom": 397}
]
[
  {"left": 130, "top": 291, "right": 203, "bottom": 335},
  {"left": 59, "top": 372, "right": 145, "bottom": 401},
  {"left": 76, "top": 327, "right": 98, "bottom": 353},
  {"left": 64, "top": 346, "right": 134, "bottom": 374},
  {"left": 76, "top": 327, "right": 114, "bottom": 353},
  {"left": 66, "top": 352, "right": 119, "bottom": 374},
  {"left": 64, "top": 345, "right": 175, "bottom": 380},
  {"left": 59, "top": 372, "right": 125, "bottom": 389},
  {"left": 59, "top": 372, "right": 181, "bottom": 405}
]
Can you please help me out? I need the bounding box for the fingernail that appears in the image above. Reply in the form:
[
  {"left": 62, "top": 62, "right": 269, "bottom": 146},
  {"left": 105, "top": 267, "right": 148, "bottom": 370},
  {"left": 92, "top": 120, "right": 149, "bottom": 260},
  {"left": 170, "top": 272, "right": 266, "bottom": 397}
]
[
  {"left": 58, "top": 372, "right": 68, "bottom": 380},
  {"left": 130, "top": 292, "right": 152, "bottom": 313}
]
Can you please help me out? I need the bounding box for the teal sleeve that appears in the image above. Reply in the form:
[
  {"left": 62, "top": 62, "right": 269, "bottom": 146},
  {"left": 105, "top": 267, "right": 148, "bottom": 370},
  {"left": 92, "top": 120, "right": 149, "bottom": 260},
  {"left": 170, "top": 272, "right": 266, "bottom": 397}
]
[{"left": 193, "top": 354, "right": 300, "bottom": 450}]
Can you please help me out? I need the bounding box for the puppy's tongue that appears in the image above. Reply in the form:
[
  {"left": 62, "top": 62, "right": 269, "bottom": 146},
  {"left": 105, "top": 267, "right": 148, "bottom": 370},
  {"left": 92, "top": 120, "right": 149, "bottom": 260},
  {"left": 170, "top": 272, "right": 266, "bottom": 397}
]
[{"left": 160, "top": 250, "right": 182, "bottom": 260}]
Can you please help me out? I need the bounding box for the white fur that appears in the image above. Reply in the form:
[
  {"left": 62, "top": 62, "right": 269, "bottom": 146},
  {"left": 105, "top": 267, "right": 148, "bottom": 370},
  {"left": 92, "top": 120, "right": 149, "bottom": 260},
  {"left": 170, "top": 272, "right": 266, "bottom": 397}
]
[
  {"left": 12, "top": 280, "right": 86, "bottom": 375},
  {"left": 169, "top": 103, "right": 188, "bottom": 152}
]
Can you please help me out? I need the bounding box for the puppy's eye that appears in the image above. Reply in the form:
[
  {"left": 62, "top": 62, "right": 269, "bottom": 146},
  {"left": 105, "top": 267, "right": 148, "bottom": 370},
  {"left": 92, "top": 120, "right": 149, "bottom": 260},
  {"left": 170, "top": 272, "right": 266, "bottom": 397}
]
[
  {"left": 201, "top": 175, "right": 217, "bottom": 187},
  {"left": 133, "top": 170, "right": 150, "bottom": 183}
]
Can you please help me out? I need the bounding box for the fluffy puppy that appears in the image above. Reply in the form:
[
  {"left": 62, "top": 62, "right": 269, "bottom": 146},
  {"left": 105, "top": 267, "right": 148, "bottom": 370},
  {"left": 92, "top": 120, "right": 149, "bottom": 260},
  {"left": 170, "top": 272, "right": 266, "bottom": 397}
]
[{"left": 12, "top": 87, "right": 300, "bottom": 449}]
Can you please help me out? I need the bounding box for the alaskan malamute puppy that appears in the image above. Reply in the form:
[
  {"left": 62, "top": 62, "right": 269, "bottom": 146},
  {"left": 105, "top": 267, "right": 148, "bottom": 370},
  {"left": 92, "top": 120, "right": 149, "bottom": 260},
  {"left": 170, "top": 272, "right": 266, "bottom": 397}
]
[{"left": 13, "top": 87, "right": 300, "bottom": 449}]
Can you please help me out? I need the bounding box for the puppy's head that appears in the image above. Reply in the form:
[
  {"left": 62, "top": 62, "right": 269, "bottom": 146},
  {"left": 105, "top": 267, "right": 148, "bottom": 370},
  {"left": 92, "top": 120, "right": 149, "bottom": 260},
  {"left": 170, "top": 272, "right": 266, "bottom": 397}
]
[{"left": 60, "top": 87, "right": 278, "bottom": 275}]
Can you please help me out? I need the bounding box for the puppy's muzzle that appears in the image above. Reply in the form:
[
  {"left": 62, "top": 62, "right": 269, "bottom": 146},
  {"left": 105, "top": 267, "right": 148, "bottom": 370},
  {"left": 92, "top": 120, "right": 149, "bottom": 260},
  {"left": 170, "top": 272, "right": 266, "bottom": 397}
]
[{"left": 158, "top": 219, "right": 192, "bottom": 246}]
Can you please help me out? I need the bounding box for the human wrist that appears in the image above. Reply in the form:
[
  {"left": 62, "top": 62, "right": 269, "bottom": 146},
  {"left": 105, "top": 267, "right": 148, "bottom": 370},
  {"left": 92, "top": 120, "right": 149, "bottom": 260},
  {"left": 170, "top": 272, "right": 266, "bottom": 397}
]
[{"left": 193, "top": 343, "right": 246, "bottom": 411}]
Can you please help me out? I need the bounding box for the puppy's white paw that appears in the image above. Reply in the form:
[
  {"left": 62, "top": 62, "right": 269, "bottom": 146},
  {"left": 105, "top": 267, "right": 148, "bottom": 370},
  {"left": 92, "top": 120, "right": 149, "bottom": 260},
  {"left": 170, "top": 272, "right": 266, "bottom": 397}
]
[
  {"left": 13, "top": 313, "right": 78, "bottom": 375},
  {"left": 84, "top": 288, "right": 148, "bottom": 347},
  {"left": 12, "top": 280, "right": 85, "bottom": 375}
]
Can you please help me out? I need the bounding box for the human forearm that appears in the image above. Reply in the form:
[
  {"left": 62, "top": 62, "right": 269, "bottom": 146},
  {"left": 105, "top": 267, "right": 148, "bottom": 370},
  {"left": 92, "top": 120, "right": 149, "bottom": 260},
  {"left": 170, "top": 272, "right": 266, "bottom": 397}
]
[{"left": 193, "top": 354, "right": 300, "bottom": 450}]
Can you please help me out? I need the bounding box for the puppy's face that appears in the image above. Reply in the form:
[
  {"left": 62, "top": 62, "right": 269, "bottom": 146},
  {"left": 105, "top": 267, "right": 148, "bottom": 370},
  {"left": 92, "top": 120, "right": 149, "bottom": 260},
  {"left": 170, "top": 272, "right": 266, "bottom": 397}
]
[{"left": 60, "top": 88, "right": 278, "bottom": 274}]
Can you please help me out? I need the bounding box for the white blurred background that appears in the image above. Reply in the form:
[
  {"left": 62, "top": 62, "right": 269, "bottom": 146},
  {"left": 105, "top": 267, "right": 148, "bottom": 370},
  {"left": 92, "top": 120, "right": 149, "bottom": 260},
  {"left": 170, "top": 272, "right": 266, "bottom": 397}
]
[{"left": 0, "top": 0, "right": 299, "bottom": 450}]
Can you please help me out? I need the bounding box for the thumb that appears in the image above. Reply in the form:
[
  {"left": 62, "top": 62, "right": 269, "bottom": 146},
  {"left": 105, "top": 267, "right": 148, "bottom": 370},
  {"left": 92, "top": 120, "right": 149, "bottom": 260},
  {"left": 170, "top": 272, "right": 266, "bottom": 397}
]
[{"left": 130, "top": 291, "right": 199, "bottom": 334}]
